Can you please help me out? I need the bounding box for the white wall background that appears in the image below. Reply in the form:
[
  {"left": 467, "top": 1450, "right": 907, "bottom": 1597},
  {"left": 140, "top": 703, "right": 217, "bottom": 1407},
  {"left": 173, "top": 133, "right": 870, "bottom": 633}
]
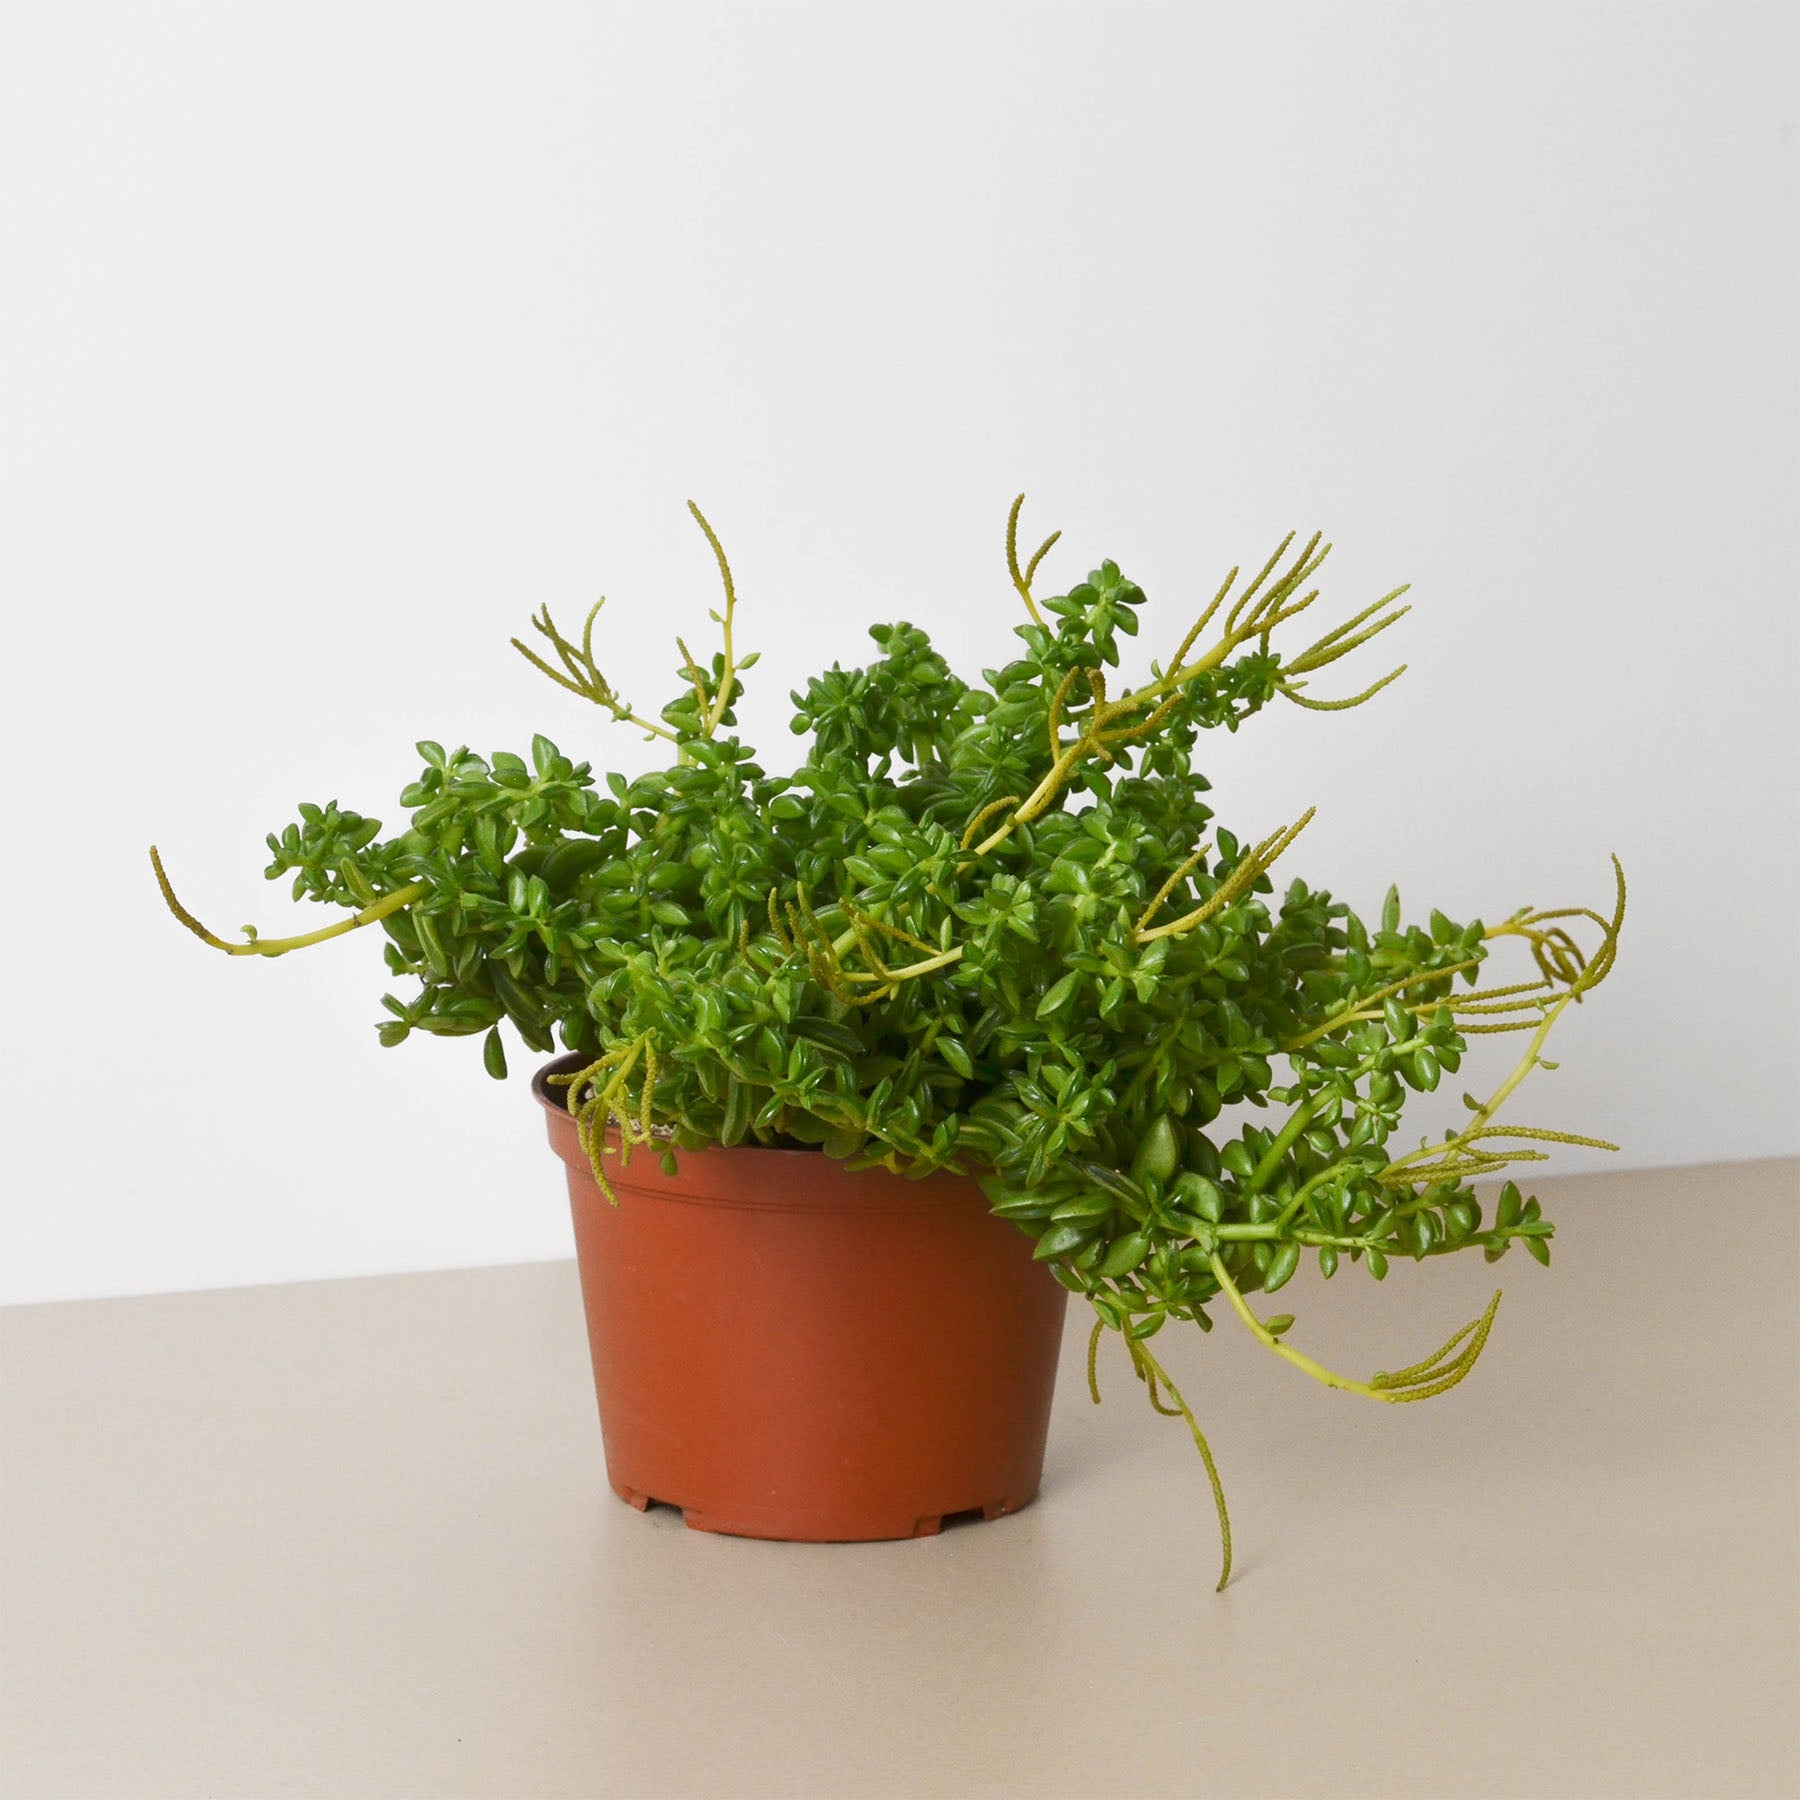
[{"left": 3, "top": 2, "right": 1794, "bottom": 1304}]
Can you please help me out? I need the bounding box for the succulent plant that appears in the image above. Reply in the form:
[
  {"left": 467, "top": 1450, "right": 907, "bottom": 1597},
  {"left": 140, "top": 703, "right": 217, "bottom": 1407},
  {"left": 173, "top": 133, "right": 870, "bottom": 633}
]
[{"left": 156, "top": 496, "right": 1623, "bottom": 1586}]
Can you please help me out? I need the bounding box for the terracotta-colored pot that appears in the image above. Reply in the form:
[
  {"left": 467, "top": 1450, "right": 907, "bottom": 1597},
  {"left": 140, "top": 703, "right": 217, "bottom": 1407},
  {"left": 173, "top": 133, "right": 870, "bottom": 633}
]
[{"left": 533, "top": 1053, "right": 1070, "bottom": 1541}]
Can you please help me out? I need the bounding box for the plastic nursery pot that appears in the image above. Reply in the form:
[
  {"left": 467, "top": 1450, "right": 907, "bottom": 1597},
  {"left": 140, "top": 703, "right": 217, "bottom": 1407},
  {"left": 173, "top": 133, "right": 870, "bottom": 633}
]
[{"left": 533, "top": 1052, "right": 1070, "bottom": 1542}]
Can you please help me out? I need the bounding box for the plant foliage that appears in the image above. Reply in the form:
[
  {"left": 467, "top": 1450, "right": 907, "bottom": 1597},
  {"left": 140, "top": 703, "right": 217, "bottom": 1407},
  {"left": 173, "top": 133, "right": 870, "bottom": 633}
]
[{"left": 155, "top": 497, "right": 1624, "bottom": 1588}]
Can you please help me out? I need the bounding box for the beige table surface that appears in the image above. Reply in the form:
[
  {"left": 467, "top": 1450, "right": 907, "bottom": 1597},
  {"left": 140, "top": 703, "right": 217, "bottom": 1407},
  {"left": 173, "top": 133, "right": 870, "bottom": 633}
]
[{"left": 3, "top": 1159, "right": 1796, "bottom": 1800}]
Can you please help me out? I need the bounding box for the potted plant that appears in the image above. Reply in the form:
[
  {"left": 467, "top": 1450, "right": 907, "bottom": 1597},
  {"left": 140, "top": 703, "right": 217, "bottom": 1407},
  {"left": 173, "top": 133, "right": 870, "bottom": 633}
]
[{"left": 154, "top": 497, "right": 1623, "bottom": 1586}]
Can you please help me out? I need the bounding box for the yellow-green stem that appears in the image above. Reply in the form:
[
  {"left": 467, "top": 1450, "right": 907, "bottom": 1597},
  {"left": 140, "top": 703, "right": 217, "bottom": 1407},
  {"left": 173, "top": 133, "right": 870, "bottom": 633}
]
[
  {"left": 151, "top": 847, "right": 424, "bottom": 958},
  {"left": 1127, "top": 1336, "right": 1233, "bottom": 1590}
]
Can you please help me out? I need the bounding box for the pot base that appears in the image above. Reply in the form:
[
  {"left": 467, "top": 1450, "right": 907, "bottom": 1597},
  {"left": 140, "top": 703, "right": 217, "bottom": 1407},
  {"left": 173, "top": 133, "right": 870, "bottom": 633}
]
[{"left": 611, "top": 1478, "right": 1033, "bottom": 1542}]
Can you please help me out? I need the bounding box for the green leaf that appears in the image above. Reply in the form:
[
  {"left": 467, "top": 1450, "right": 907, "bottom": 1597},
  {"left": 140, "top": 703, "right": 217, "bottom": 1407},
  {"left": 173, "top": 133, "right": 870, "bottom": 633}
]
[
  {"left": 1128, "top": 1115, "right": 1181, "bottom": 1187},
  {"left": 1173, "top": 1173, "right": 1225, "bottom": 1222},
  {"left": 1036, "top": 971, "right": 1080, "bottom": 1019},
  {"left": 1263, "top": 1242, "right": 1300, "bottom": 1294},
  {"left": 1051, "top": 1193, "right": 1116, "bottom": 1225},
  {"left": 1496, "top": 1181, "right": 1523, "bottom": 1229},
  {"left": 721, "top": 1077, "right": 752, "bottom": 1147},
  {"left": 1081, "top": 1163, "right": 1150, "bottom": 1216},
  {"left": 1033, "top": 1223, "right": 1092, "bottom": 1260},
  {"left": 989, "top": 1190, "right": 1057, "bottom": 1221},
  {"left": 1097, "top": 1231, "right": 1152, "bottom": 1279}
]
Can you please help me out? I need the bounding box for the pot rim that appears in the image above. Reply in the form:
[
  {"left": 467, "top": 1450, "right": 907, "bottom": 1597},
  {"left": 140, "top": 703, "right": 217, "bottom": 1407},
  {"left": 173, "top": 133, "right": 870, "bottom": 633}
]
[
  {"left": 532, "top": 1050, "right": 999, "bottom": 1212},
  {"left": 533, "top": 1050, "right": 832, "bottom": 1160}
]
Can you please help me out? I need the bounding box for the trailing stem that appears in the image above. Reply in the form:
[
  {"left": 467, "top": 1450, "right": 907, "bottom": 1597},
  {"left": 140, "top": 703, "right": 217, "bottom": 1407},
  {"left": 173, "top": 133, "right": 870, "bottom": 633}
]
[
  {"left": 1005, "top": 492, "right": 1061, "bottom": 630},
  {"left": 975, "top": 504, "right": 1410, "bottom": 861},
  {"left": 512, "top": 500, "right": 747, "bottom": 746},
  {"left": 1380, "top": 856, "right": 1626, "bottom": 1188},
  {"left": 1210, "top": 1255, "right": 1504, "bottom": 1404},
  {"left": 1133, "top": 809, "right": 1316, "bottom": 945},
  {"left": 511, "top": 598, "right": 681, "bottom": 742},
  {"left": 1086, "top": 1315, "right": 1234, "bottom": 1590},
  {"left": 150, "top": 846, "right": 424, "bottom": 958},
  {"left": 549, "top": 1035, "right": 661, "bottom": 1201}
]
